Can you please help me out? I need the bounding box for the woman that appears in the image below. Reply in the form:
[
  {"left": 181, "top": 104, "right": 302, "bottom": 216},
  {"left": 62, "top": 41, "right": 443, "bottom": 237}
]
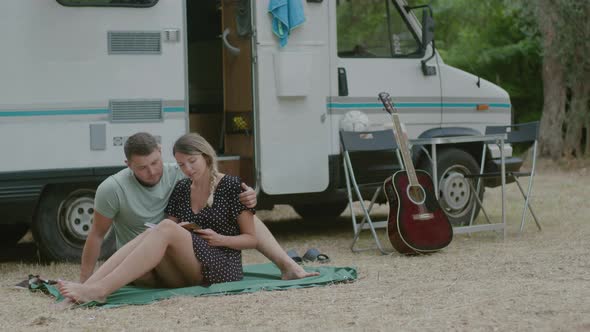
[{"left": 58, "top": 133, "right": 257, "bottom": 303}]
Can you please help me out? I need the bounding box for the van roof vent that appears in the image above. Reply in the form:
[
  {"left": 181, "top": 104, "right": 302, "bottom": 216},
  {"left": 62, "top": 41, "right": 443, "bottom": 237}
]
[
  {"left": 108, "top": 31, "right": 161, "bottom": 54},
  {"left": 110, "top": 100, "right": 163, "bottom": 123}
]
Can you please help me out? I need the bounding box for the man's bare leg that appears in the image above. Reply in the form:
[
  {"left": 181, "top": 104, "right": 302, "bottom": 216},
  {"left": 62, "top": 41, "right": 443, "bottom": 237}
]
[{"left": 253, "top": 216, "right": 319, "bottom": 280}]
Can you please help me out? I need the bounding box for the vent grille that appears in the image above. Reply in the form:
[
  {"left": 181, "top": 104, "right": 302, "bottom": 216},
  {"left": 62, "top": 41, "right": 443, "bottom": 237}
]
[
  {"left": 108, "top": 31, "right": 161, "bottom": 54},
  {"left": 0, "top": 185, "right": 43, "bottom": 200},
  {"left": 110, "top": 100, "right": 163, "bottom": 123}
]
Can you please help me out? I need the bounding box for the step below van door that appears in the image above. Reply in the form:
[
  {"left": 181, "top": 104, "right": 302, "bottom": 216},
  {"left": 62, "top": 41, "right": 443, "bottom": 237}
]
[
  {"left": 253, "top": 0, "right": 331, "bottom": 195},
  {"left": 332, "top": 0, "right": 442, "bottom": 140}
]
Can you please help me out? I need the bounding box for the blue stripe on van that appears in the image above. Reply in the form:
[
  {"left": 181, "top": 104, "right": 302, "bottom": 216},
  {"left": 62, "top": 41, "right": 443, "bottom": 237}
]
[
  {"left": 0, "top": 109, "right": 109, "bottom": 117},
  {"left": 327, "top": 103, "right": 511, "bottom": 109},
  {"left": 0, "top": 107, "right": 185, "bottom": 117},
  {"left": 163, "top": 107, "right": 185, "bottom": 113}
]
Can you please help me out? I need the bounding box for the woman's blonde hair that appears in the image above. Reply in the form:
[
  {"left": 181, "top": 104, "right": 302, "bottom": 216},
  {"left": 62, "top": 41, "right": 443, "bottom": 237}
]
[{"left": 173, "top": 133, "right": 219, "bottom": 206}]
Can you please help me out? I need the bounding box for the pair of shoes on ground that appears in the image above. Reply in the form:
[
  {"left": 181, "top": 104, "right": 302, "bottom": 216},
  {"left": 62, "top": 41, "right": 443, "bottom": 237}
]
[
  {"left": 14, "top": 274, "right": 57, "bottom": 290},
  {"left": 287, "top": 248, "right": 330, "bottom": 264}
]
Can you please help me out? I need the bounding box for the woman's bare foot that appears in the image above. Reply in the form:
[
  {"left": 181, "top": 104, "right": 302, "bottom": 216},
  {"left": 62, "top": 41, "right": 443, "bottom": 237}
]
[
  {"left": 51, "top": 297, "right": 76, "bottom": 311},
  {"left": 58, "top": 281, "right": 107, "bottom": 304},
  {"left": 281, "top": 263, "right": 320, "bottom": 280},
  {"left": 56, "top": 280, "right": 67, "bottom": 294}
]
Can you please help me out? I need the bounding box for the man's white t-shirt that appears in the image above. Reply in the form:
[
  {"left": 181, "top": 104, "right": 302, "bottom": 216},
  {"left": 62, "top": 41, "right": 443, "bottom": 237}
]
[{"left": 93, "top": 163, "right": 185, "bottom": 249}]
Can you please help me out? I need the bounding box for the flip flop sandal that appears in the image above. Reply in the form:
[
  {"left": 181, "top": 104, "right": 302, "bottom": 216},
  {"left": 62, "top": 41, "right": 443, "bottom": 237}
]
[
  {"left": 13, "top": 278, "right": 30, "bottom": 289},
  {"left": 287, "top": 249, "right": 303, "bottom": 264},
  {"left": 302, "top": 248, "right": 330, "bottom": 263},
  {"left": 14, "top": 275, "right": 57, "bottom": 290}
]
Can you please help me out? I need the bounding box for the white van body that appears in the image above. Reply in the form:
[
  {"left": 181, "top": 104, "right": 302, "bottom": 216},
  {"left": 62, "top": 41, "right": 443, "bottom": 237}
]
[{"left": 0, "top": 0, "right": 513, "bottom": 260}]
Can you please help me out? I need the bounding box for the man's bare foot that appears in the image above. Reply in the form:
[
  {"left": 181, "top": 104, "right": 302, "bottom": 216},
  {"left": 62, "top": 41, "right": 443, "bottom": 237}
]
[
  {"left": 58, "top": 281, "right": 107, "bottom": 304},
  {"left": 281, "top": 263, "right": 320, "bottom": 280}
]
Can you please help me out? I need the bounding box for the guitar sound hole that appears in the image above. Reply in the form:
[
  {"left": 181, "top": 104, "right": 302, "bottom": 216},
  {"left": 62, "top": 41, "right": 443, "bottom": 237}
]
[{"left": 407, "top": 186, "right": 426, "bottom": 205}]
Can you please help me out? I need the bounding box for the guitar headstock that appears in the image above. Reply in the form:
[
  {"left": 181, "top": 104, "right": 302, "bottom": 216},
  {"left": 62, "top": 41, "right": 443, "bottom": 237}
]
[
  {"left": 378, "top": 92, "right": 396, "bottom": 115},
  {"left": 378, "top": 92, "right": 390, "bottom": 101}
]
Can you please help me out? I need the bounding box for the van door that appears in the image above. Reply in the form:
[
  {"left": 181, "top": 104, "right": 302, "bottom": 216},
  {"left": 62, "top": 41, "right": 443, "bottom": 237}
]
[
  {"left": 334, "top": 0, "right": 442, "bottom": 139},
  {"left": 253, "top": 0, "right": 331, "bottom": 195}
]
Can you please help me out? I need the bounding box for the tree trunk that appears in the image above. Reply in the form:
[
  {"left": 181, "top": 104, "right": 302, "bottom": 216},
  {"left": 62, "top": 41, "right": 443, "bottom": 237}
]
[
  {"left": 563, "top": 40, "right": 589, "bottom": 158},
  {"left": 536, "top": 0, "right": 566, "bottom": 159},
  {"left": 564, "top": 79, "right": 590, "bottom": 158}
]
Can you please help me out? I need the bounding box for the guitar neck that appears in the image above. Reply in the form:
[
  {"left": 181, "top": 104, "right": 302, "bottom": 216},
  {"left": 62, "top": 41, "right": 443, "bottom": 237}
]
[{"left": 379, "top": 93, "right": 419, "bottom": 187}]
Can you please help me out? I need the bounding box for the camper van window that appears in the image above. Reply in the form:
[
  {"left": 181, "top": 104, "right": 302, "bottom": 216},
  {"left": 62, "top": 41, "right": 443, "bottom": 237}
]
[
  {"left": 57, "top": 0, "right": 158, "bottom": 7},
  {"left": 337, "top": 0, "right": 421, "bottom": 58}
]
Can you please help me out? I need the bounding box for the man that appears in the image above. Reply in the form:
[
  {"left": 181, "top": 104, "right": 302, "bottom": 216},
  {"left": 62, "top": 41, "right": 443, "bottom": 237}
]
[{"left": 81, "top": 132, "right": 317, "bottom": 284}]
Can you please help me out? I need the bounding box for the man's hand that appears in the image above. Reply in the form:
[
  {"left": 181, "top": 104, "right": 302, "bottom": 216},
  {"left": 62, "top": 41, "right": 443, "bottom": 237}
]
[{"left": 239, "top": 183, "right": 257, "bottom": 208}]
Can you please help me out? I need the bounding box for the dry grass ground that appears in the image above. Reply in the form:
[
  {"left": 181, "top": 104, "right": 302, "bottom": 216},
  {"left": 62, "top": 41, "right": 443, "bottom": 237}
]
[{"left": 1, "top": 159, "right": 589, "bottom": 331}]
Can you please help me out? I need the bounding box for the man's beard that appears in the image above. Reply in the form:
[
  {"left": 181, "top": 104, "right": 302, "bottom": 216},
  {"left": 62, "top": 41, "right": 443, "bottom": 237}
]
[{"left": 134, "top": 175, "right": 160, "bottom": 187}]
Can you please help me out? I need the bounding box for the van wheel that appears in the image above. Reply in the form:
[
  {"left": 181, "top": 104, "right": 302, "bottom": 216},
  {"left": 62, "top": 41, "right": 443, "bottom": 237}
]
[
  {"left": 293, "top": 201, "right": 348, "bottom": 219},
  {"left": 0, "top": 224, "right": 29, "bottom": 247},
  {"left": 418, "top": 148, "right": 484, "bottom": 226},
  {"left": 32, "top": 185, "right": 116, "bottom": 261}
]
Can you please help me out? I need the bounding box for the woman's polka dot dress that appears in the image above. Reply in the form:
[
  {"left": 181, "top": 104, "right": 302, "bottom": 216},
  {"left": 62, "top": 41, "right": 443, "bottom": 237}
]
[{"left": 165, "top": 175, "right": 255, "bottom": 284}]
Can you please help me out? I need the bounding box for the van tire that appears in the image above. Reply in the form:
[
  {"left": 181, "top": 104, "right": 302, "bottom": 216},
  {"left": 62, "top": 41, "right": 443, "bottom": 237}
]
[
  {"left": 32, "top": 184, "right": 116, "bottom": 261},
  {"left": 418, "top": 148, "right": 484, "bottom": 226},
  {"left": 0, "top": 224, "right": 29, "bottom": 247},
  {"left": 293, "top": 201, "right": 348, "bottom": 219}
]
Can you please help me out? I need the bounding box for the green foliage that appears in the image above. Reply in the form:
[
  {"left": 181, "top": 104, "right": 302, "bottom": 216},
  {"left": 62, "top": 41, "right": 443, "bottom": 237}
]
[
  {"left": 553, "top": 0, "right": 590, "bottom": 84},
  {"left": 416, "top": 0, "right": 544, "bottom": 123}
]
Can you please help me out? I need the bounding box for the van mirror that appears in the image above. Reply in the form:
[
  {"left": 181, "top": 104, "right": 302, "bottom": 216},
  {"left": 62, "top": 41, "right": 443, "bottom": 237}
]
[
  {"left": 421, "top": 9, "right": 435, "bottom": 52},
  {"left": 405, "top": 4, "right": 437, "bottom": 76}
]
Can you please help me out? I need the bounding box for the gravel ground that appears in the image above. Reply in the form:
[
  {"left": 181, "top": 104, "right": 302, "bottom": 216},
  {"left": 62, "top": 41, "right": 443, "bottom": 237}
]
[{"left": 0, "top": 159, "right": 588, "bottom": 331}]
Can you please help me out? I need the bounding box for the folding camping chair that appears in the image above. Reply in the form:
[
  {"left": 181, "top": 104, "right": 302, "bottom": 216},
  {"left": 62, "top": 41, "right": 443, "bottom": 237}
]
[
  {"left": 464, "top": 121, "right": 542, "bottom": 233},
  {"left": 340, "top": 129, "right": 404, "bottom": 254}
]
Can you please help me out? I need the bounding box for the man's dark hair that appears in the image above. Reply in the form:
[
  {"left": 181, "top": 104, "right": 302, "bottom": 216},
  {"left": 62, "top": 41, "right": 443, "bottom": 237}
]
[{"left": 124, "top": 132, "right": 159, "bottom": 159}]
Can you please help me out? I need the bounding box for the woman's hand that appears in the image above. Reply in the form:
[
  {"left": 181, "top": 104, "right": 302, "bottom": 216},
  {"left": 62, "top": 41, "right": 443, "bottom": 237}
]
[{"left": 194, "top": 228, "right": 226, "bottom": 247}]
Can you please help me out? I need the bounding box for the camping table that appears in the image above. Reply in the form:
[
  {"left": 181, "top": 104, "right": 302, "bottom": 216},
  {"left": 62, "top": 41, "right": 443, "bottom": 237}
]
[{"left": 410, "top": 134, "right": 508, "bottom": 237}]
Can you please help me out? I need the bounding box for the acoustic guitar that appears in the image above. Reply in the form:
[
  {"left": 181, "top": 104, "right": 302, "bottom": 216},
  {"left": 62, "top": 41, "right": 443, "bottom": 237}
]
[{"left": 379, "top": 92, "right": 453, "bottom": 254}]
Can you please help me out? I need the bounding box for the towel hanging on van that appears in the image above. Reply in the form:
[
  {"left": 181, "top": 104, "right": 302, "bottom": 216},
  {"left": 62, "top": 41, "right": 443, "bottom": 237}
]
[{"left": 268, "top": 0, "right": 306, "bottom": 47}]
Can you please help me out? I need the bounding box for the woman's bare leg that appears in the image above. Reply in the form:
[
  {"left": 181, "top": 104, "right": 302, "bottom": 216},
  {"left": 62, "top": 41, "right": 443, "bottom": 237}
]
[
  {"left": 84, "top": 228, "right": 188, "bottom": 289},
  {"left": 82, "top": 230, "right": 151, "bottom": 285},
  {"left": 59, "top": 220, "right": 202, "bottom": 303},
  {"left": 253, "top": 217, "right": 320, "bottom": 280},
  {"left": 57, "top": 230, "right": 153, "bottom": 299},
  {"left": 123, "top": 250, "right": 189, "bottom": 289},
  {"left": 151, "top": 249, "right": 194, "bottom": 288}
]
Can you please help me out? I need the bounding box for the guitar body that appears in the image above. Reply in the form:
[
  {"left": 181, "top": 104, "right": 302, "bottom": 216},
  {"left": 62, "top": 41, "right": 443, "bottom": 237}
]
[
  {"left": 384, "top": 170, "right": 453, "bottom": 254},
  {"left": 378, "top": 91, "right": 453, "bottom": 255}
]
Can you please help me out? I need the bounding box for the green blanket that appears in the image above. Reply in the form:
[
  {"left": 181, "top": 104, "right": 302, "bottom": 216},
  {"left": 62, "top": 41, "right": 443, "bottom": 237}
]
[{"left": 35, "top": 263, "right": 357, "bottom": 308}]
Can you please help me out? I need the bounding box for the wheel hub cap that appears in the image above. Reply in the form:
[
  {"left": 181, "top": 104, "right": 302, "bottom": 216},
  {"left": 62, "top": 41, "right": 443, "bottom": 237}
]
[
  {"left": 63, "top": 196, "right": 95, "bottom": 241},
  {"left": 440, "top": 171, "right": 471, "bottom": 210}
]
